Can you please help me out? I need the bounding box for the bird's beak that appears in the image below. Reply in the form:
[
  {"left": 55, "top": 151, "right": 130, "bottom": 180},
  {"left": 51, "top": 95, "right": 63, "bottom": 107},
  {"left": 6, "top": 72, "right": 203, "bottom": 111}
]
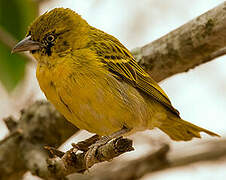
[{"left": 12, "top": 35, "right": 42, "bottom": 53}]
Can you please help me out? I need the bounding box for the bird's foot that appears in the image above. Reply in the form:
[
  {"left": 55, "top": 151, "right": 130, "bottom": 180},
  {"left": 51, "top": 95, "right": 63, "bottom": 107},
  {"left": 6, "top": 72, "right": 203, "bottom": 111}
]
[
  {"left": 84, "top": 136, "right": 110, "bottom": 169},
  {"left": 84, "top": 127, "right": 131, "bottom": 169},
  {"left": 72, "top": 134, "right": 100, "bottom": 152}
]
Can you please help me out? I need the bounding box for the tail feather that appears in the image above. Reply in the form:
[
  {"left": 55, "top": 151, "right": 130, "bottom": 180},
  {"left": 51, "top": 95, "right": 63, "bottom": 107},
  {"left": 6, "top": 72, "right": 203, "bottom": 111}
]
[{"left": 157, "top": 117, "right": 220, "bottom": 141}]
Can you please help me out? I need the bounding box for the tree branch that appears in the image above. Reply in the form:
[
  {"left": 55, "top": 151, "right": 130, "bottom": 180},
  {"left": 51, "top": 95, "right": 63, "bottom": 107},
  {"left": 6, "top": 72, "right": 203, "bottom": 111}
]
[
  {"left": 68, "top": 139, "right": 226, "bottom": 180},
  {"left": 132, "top": 2, "right": 226, "bottom": 82},
  {"left": 0, "top": 101, "right": 78, "bottom": 180},
  {"left": 0, "top": 2, "right": 226, "bottom": 180},
  {"left": 46, "top": 137, "right": 134, "bottom": 179}
]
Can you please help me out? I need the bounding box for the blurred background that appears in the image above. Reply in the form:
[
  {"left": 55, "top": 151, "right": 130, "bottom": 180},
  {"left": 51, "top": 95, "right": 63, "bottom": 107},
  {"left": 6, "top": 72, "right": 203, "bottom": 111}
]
[{"left": 0, "top": 0, "right": 225, "bottom": 179}]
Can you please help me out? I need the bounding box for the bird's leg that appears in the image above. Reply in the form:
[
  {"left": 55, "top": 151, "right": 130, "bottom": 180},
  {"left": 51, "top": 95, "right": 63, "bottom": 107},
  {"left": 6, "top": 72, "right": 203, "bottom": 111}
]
[{"left": 85, "top": 126, "right": 131, "bottom": 169}]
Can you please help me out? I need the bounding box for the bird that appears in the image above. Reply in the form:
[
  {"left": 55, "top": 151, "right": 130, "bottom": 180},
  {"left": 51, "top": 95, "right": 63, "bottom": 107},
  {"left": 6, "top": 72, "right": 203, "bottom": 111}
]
[{"left": 12, "top": 8, "right": 219, "bottom": 167}]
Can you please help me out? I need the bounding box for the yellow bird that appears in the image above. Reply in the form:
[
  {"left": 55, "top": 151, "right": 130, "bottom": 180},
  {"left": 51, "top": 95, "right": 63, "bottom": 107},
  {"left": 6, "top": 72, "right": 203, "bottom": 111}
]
[{"left": 12, "top": 8, "right": 218, "bottom": 156}]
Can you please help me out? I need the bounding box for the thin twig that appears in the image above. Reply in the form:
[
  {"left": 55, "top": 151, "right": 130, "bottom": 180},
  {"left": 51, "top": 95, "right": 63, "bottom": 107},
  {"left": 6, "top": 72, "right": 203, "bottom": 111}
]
[
  {"left": 46, "top": 137, "right": 134, "bottom": 179},
  {"left": 0, "top": 129, "right": 22, "bottom": 146},
  {"left": 0, "top": 26, "right": 34, "bottom": 63}
]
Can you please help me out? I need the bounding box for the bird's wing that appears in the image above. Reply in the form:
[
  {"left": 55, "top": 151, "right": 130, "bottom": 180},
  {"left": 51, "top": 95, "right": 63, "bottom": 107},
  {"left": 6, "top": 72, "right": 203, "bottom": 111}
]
[{"left": 89, "top": 30, "right": 179, "bottom": 116}]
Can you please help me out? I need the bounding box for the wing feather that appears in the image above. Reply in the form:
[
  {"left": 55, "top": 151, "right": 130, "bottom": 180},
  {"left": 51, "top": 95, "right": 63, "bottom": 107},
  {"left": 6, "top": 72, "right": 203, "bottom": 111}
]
[{"left": 89, "top": 28, "right": 180, "bottom": 116}]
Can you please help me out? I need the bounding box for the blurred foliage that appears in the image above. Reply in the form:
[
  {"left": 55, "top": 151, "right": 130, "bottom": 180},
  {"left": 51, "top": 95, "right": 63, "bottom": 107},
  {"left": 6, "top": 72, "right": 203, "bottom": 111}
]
[{"left": 0, "top": 0, "right": 38, "bottom": 91}]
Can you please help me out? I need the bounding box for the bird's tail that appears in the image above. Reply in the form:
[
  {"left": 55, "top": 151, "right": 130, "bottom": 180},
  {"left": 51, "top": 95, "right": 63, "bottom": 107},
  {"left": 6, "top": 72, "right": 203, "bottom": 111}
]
[{"left": 156, "top": 117, "right": 220, "bottom": 141}]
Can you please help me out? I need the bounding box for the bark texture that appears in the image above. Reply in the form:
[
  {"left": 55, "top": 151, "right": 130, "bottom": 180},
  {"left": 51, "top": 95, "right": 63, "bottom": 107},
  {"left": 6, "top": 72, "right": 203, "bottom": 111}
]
[
  {"left": 0, "top": 101, "right": 78, "bottom": 180},
  {"left": 132, "top": 2, "right": 226, "bottom": 82}
]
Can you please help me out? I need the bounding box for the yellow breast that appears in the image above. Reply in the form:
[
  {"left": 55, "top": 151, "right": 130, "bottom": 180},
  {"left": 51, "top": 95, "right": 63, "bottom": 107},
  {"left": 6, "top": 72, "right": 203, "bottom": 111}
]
[{"left": 36, "top": 55, "right": 150, "bottom": 136}]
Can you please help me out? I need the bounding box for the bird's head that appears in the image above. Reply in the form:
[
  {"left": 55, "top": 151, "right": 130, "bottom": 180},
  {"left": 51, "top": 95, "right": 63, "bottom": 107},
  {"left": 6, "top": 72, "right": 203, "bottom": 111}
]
[{"left": 12, "top": 8, "right": 89, "bottom": 61}]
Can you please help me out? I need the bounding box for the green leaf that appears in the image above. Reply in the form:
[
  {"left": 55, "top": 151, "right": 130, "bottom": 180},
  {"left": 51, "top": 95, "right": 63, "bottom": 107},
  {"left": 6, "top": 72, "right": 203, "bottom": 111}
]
[{"left": 0, "top": 0, "right": 38, "bottom": 91}]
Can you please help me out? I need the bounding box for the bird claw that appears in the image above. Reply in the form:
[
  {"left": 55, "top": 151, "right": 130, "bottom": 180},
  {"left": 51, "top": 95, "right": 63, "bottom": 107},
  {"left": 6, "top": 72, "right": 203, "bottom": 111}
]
[
  {"left": 84, "top": 136, "right": 109, "bottom": 169},
  {"left": 84, "top": 144, "right": 98, "bottom": 169},
  {"left": 83, "top": 128, "right": 131, "bottom": 170}
]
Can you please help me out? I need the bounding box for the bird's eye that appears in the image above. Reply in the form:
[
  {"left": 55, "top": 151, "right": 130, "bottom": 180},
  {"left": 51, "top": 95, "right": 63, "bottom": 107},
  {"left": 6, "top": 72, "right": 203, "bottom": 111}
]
[
  {"left": 46, "top": 35, "right": 55, "bottom": 42},
  {"left": 27, "top": 31, "right": 31, "bottom": 36}
]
